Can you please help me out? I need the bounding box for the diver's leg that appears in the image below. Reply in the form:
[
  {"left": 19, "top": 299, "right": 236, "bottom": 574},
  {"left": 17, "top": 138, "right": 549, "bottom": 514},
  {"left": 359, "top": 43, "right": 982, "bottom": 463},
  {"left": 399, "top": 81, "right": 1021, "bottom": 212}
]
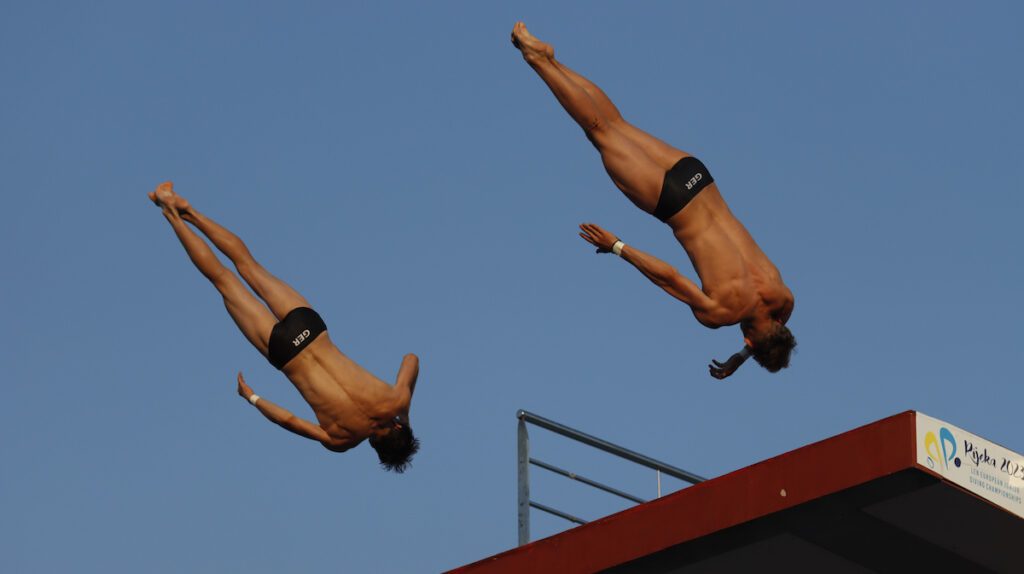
[
  {"left": 180, "top": 208, "right": 310, "bottom": 320},
  {"left": 512, "top": 23, "right": 665, "bottom": 212},
  {"left": 552, "top": 60, "right": 687, "bottom": 170},
  {"left": 155, "top": 185, "right": 309, "bottom": 319},
  {"left": 151, "top": 184, "right": 276, "bottom": 355}
]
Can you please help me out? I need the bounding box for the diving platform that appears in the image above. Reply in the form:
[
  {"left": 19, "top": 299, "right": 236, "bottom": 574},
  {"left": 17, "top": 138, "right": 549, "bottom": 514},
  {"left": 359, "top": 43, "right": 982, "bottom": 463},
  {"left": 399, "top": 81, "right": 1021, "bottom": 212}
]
[{"left": 450, "top": 411, "right": 1023, "bottom": 573}]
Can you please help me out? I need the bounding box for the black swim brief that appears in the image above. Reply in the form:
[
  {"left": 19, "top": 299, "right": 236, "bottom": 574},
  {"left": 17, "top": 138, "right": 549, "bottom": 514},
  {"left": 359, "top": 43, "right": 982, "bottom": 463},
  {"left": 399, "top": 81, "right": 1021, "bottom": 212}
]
[
  {"left": 652, "top": 156, "right": 714, "bottom": 222},
  {"left": 267, "top": 307, "right": 327, "bottom": 370}
]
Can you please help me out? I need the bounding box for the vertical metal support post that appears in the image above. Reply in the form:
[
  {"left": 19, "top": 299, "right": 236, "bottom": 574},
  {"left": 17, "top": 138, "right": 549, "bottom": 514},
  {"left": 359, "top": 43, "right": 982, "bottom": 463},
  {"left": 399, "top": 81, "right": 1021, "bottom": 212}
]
[{"left": 517, "top": 417, "right": 530, "bottom": 546}]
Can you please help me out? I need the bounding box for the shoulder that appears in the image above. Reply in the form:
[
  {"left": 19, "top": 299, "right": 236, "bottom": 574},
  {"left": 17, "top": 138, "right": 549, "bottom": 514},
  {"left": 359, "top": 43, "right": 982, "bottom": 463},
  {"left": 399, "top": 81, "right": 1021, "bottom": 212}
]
[
  {"left": 321, "top": 437, "right": 359, "bottom": 453},
  {"left": 779, "top": 294, "right": 794, "bottom": 319},
  {"left": 692, "top": 284, "right": 752, "bottom": 327},
  {"left": 694, "top": 303, "right": 741, "bottom": 328},
  {"left": 765, "top": 286, "right": 794, "bottom": 322}
]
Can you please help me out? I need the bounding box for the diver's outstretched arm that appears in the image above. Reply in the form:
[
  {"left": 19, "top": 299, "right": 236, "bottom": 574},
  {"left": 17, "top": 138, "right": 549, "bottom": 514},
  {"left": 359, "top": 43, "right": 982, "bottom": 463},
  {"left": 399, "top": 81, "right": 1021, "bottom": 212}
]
[
  {"left": 578, "top": 223, "right": 717, "bottom": 315},
  {"left": 236, "top": 372, "right": 331, "bottom": 444},
  {"left": 395, "top": 354, "right": 419, "bottom": 398}
]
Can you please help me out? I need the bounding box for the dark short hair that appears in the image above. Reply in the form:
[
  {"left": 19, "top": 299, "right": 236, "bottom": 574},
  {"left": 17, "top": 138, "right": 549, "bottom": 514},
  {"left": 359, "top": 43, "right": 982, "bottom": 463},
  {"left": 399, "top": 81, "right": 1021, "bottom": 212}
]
[
  {"left": 751, "top": 323, "right": 797, "bottom": 372},
  {"left": 371, "top": 425, "right": 420, "bottom": 473}
]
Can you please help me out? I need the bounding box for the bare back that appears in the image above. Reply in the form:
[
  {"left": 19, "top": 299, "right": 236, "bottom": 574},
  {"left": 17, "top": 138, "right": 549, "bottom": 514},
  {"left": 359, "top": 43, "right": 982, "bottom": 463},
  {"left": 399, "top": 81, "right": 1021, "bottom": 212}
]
[
  {"left": 668, "top": 184, "right": 792, "bottom": 326},
  {"left": 281, "top": 335, "right": 406, "bottom": 449}
]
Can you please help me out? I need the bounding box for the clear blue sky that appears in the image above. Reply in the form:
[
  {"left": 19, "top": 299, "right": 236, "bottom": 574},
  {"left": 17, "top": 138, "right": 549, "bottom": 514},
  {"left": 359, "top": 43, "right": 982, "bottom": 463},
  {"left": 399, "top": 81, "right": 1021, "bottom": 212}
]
[{"left": 2, "top": 1, "right": 1021, "bottom": 572}]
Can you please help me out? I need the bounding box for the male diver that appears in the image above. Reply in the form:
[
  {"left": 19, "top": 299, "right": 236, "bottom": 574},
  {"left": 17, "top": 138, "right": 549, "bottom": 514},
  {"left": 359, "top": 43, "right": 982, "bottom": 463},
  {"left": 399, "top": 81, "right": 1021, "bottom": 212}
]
[
  {"left": 149, "top": 182, "right": 420, "bottom": 471},
  {"left": 511, "top": 22, "right": 795, "bottom": 379}
]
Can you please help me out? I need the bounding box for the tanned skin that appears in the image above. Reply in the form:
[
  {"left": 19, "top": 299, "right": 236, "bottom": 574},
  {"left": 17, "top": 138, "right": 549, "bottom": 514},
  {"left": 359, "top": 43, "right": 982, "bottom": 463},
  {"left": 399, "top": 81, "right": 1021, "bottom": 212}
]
[
  {"left": 150, "top": 182, "right": 419, "bottom": 452},
  {"left": 511, "top": 23, "right": 794, "bottom": 379}
]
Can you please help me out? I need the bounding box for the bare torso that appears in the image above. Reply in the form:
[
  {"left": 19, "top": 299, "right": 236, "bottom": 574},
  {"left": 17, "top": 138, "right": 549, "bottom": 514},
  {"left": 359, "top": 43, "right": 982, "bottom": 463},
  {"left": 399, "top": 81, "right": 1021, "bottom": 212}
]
[
  {"left": 667, "top": 184, "right": 793, "bottom": 328},
  {"left": 280, "top": 334, "right": 405, "bottom": 450}
]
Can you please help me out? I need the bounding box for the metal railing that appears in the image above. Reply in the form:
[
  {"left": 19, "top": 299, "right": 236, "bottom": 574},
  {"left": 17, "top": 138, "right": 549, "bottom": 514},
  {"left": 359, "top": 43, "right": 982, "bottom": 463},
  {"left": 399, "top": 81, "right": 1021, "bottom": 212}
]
[{"left": 517, "top": 409, "right": 706, "bottom": 546}]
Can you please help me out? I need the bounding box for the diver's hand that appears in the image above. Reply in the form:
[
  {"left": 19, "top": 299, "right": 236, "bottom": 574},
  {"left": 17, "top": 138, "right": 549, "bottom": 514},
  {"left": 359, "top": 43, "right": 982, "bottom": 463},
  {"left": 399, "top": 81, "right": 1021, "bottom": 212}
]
[
  {"left": 709, "top": 353, "right": 746, "bottom": 380},
  {"left": 236, "top": 372, "right": 255, "bottom": 400},
  {"left": 579, "top": 223, "right": 619, "bottom": 254}
]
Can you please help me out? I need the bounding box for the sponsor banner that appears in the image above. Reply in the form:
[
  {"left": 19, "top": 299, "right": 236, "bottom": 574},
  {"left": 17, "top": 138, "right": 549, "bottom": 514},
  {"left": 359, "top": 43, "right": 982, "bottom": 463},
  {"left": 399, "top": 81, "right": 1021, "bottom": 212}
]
[{"left": 916, "top": 413, "right": 1023, "bottom": 518}]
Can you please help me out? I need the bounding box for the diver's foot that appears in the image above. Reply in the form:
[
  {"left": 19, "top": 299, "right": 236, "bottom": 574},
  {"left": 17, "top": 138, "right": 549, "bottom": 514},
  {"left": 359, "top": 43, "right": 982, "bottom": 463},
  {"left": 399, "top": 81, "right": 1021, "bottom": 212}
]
[
  {"left": 153, "top": 181, "right": 175, "bottom": 207},
  {"left": 148, "top": 181, "right": 191, "bottom": 216},
  {"left": 511, "top": 22, "right": 554, "bottom": 64}
]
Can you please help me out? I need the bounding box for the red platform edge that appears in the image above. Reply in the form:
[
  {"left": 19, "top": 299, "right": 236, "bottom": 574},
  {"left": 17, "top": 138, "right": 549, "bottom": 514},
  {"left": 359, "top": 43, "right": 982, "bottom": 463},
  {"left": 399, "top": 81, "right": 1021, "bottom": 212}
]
[{"left": 449, "top": 410, "right": 919, "bottom": 574}]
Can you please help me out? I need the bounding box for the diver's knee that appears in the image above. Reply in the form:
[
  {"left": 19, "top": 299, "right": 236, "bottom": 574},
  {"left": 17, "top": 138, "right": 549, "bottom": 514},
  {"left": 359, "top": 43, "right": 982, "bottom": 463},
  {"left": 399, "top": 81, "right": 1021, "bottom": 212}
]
[
  {"left": 235, "top": 260, "right": 259, "bottom": 281},
  {"left": 583, "top": 117, "right": 611, "bottom": 147},
  {"left": 586, "top": 114, "right": 609, "bottom": 134},
  {"left": 204, "top": 264, "right": 235, "bottom": 288}
]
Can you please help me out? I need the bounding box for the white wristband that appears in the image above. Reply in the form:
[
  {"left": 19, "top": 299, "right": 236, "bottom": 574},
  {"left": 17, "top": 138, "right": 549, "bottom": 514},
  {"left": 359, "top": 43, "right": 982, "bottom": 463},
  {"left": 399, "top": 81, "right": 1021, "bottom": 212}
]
[
  {"left": 248, "top": 394, "right": 261, "bottom": 406},
  {"left": 611, "top": 240, "right": 625, "bottom": 257}
]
